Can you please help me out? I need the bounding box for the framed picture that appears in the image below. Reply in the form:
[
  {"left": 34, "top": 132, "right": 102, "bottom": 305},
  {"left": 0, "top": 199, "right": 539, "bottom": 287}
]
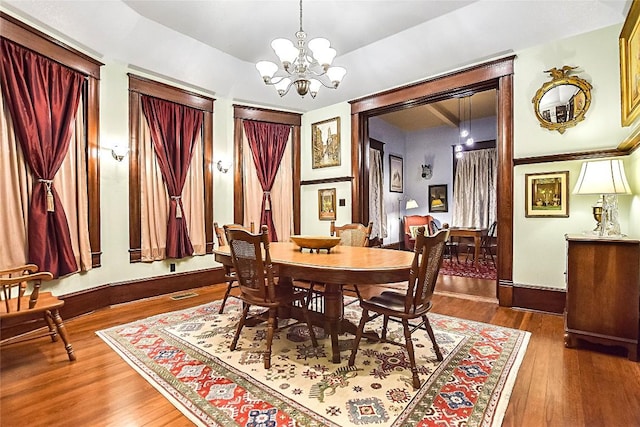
[
  {"left": 318, "top": 188, "right": 336, "bottom": 221},
  {"left": 428, "top": 184, "right": 448, "bottom": 213},
  {"left": 620, "top": 0, "right": 640, "bottom": 126},
  {"left": 525, "top": 171, "right": 569, "bottom": 217},
  {"left": 312, "top": 117, "right": 341, "bottom": 168},
  {"left": 389, "top": 155, "right": 403, "bottom": 193}
]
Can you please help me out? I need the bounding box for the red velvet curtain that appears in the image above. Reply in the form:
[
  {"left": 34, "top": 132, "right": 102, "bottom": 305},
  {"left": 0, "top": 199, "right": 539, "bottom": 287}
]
[
  {"left": 140, "top": 95, "right": 203, "bottom": 259},
  {"left": 243, "top": 120, "right": 290, "bottom": 241},
  {"left": 0, "top": 39, "right": 83, "bottom": 278}
]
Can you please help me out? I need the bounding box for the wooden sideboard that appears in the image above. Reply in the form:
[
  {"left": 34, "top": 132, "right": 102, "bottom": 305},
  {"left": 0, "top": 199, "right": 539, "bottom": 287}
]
[{"left": 564, "top": 234, "right": 640, "bottom": 361}]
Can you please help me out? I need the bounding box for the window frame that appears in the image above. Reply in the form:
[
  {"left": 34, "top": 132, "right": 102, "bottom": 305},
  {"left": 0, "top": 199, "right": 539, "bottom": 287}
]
[
  {"left": 128, "top": 74, "right": 214, "bottom": 262},
  {"left": 0, "top": 12, "right": 103, "bottom": 268}
]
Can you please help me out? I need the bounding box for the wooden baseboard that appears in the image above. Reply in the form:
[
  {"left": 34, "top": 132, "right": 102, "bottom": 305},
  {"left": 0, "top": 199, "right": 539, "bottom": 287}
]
[
  {"left": 511, "top": 284, "right": 565, "bottom": 314},
  {"left": 1, "top": 267, "right": 226, "bottom": 340}
]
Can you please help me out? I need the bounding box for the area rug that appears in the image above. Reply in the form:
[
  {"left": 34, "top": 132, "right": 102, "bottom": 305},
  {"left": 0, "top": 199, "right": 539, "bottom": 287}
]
[
  {"left": 439, "top": 259, "right": 497, "bottom": 281},
  {"left": 97, "top": 298, "right": 529, "bottom": 427}
]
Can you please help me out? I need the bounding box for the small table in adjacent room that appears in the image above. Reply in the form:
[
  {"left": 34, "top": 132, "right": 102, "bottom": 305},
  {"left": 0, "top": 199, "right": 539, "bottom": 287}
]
[{"left": 447, "top": 227, "right": 487, "bottom": 268}]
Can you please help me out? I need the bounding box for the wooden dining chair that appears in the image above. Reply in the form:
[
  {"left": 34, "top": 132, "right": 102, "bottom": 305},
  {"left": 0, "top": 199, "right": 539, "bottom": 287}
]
[
  {"left": 465, "top": 221, "right": 497, "bottom": 266},
  {"left": 0, "top": 264, "right": 76, "bottom": 361},
  {"left": 313, "top": 221, "right": 374, "bottom": 305},
  {"left": 225, "top": 225, "right": 318, "bottom": 369},
  {"left": 214, "top": 221, "right": 254, "bottom": 314},
  {"left": 348, "top": 227, "right": 449, "bottom": 389}
]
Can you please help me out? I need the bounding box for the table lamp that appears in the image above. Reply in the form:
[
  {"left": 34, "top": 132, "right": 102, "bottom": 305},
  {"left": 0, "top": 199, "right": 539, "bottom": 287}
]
[{"left": 572, "top": 159, "right": 631, "bottom": 236}]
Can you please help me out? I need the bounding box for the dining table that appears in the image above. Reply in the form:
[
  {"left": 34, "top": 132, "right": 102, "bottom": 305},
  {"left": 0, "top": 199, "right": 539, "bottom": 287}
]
[{"left": 214, "top": 241, "right": 416, "bottom": 363}]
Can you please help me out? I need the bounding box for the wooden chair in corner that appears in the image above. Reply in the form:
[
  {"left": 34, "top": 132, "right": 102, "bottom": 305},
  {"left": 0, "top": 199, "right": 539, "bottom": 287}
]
[
  {"left": 0, "top": 264, "right": 76, "bottom": 361},
  {"left": 348, "top": 227, "right": 449, "bottom": 389},
  {"left": 214, "top": 221, "right": 254, "bottom": 314},
  {"left": 224, "top": 225, "right": 318, "bottom": 369}
]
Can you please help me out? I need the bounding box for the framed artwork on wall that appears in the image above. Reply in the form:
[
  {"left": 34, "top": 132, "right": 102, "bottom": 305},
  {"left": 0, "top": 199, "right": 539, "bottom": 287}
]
[
  {"left": 318, "top": 188, "right": 337, "bottom": 220},
  {"left": 428, "top": 184, "right": 448, "bottom": 213},
  {"left": 619, "top": 0, "right": 640, "bottom": 126},
  {"left": 389, "top": 155, "right": 403, "bottom": 193},
  {"left": 312, "top": 117, "right": 341, "bottom": 168},
  {"left": 525, "top": 171, "right": 569, "bottom": 217}
]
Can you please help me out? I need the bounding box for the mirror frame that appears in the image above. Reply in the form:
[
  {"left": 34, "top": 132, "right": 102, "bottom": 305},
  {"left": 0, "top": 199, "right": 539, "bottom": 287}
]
[{"left": 531, "top": 66, "right": 592, "bottom": 134}]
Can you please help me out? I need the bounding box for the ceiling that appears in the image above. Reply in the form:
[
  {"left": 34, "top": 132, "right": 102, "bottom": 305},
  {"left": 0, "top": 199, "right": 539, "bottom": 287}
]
[{"left": 1, "top": 0, "right": 630, "bottom": 125}]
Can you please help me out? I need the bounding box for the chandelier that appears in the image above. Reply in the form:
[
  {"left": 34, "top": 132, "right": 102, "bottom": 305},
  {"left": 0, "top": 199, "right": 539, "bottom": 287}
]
[{"left": 255, "top": 0, "right": 346, "bottom": 98}]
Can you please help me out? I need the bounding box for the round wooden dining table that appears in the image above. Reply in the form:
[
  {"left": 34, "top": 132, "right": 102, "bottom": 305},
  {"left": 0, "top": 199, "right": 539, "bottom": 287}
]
[{"left": 214, "top": 241, "right": 416, "bottom": 363}]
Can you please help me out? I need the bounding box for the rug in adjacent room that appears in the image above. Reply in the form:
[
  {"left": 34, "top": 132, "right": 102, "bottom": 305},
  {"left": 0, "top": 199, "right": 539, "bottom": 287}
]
[
  {"left": 439, "top": 258, "right": 497, "bottom": 281},
  {"left": 97, "top": 299, "right": 529, "bottom": 427}
]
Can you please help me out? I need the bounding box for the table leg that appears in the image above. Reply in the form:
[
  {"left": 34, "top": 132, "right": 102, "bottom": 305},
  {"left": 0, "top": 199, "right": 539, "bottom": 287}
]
[
  {"left": 473, "top": 235, "right": 481, "bottom": 269},
  {"left": 323, "top": 283, "right": 343, "bottom": 363}
]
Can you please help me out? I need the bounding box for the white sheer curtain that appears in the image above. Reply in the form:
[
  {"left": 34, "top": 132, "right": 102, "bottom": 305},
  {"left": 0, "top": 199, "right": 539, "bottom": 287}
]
[
  {"left": 452, "top": 148, "right": 497, "bottom": 228},
  {"left": 0, "top": 94, "right": 92, "bottom": 271},
  {"left": 242, "top": 128, "right": 293, "bottom": 242},
  {"left": 368, "top": 147, "right": 387, "bottom": 241}
]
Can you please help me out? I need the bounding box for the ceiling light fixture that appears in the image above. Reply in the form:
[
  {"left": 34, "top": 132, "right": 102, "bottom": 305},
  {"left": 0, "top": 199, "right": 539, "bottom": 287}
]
[{"left": 255, "top": 0, "right": 346, "bottom": 98}]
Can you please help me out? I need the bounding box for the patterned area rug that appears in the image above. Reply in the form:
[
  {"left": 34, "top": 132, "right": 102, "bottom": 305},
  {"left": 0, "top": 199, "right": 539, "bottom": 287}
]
[
  {"left": 97, "top": 299, "right": 529, "bottom": 427},
  {"left": 439, "top": 259, "right": 497, "bottom": 281}
]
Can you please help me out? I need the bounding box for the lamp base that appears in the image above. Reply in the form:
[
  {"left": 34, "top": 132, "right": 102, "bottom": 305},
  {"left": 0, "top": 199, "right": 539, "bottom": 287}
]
[{"left": 599, "top": 194, "right": 622, "bottom": 237}]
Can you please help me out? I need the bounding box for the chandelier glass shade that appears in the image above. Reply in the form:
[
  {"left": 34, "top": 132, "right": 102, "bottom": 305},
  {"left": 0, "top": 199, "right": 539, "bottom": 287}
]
[{"left": 255, "top": 0, "right": 346, "bottom": 98}]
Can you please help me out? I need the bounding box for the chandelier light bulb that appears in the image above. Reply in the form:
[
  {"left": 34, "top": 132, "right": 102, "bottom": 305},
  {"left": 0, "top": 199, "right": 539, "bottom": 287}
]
[
  {"left": 466, "top": 137, "right": 474, "bottom": 146},
  {"left": 455, "top": 151, "right": 463, "bottom": 159},
  {"left": 460, "top": 129, "right": 469, "bottom": 138}
]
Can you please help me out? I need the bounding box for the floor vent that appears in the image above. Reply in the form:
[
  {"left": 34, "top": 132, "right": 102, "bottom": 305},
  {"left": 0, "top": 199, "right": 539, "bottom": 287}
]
[{"left": 170, "top": 292, "right": 198, "bottom": 301}]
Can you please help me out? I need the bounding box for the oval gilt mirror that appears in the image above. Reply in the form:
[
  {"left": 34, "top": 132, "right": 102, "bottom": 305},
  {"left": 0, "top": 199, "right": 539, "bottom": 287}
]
[{"left": 532, "top": 66, "right": 592, "bottom": 134}]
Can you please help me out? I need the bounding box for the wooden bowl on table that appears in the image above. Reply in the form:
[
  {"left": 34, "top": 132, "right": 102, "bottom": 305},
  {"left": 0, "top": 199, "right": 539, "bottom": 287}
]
[{"left": 289, "top": 235, "right": 341, "bottom": 253}]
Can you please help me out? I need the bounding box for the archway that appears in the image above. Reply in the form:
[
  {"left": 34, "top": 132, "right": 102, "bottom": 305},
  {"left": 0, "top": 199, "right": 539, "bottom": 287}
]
[{"left": 349, "top": 57, "right": 515, "bottom": 305}]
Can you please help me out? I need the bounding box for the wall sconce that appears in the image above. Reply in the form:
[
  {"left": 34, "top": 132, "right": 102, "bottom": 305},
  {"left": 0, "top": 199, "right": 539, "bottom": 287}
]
[
  {"left": 111, "top": 144, "right": 129, "bottom": 162},
  {"left": 421, "top": 164, "right": 432, "bottom": 179},
  {"left": 216, "top": 160, "right": 231, "bottom": 173},
  {"left": 573, "top": 159, "right": 632, "bottom": 236}
]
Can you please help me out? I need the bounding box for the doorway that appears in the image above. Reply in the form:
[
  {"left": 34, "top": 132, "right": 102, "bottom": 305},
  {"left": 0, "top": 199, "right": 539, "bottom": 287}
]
[{"left": 349, "top": 57, "right": 514, "bottom": 306}]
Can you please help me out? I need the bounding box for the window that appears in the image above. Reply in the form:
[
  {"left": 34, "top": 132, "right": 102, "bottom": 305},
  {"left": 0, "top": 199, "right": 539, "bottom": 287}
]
[
  {"left": 128, "top": 74, "right": 214, "bottom": 262},
  {"left": 0, "top": 13, "right": 102, "bottom": 272}
]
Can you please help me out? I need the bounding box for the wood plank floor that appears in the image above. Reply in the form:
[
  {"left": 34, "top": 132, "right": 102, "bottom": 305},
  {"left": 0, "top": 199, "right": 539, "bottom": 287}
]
[{"left": 1, "top": 280, "right": 639, "bottom": 427}]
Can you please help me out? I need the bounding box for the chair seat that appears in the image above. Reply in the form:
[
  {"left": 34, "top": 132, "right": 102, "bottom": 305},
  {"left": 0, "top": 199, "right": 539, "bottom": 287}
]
[
  {"left": 361, "top": 292, "right": 432, "bottom": 318},
  {"left": 0, "top": 292, "right": 64, "bottom": 319},
  {"left": 239, "top": 286, "right": 308, "bottom": 308}
]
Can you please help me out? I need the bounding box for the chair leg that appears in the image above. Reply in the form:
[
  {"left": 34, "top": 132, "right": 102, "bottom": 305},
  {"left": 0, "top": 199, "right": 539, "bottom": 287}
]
[
  {"left": 348, "top": 309, "right": 369, "bottom": 366},
  {"left": 49, "top": 310, "right": 76, "bottom": 361},
  {"left": 264, "top": 309, "right": 276, "bottom": 369},
  {"left": 299, "top": 303, "right": 318, "bottom": 347},
  {"left": 43, "top": 311, "right": 58, "bottom": 342},
  {"left": 230, "top": 303, "right": 250, "bottom": 351},
  {"left": 218, "top": 277, "right": 235, "bottom": 314},
  {"left": 381, "top": 315, "right": 389, "bottom": 341},
  {"left": 402, "top": 319, "right": 420, "bottom": 390},
  {"left": 422, "top": 315, "right": 443, "bottom": 362}
]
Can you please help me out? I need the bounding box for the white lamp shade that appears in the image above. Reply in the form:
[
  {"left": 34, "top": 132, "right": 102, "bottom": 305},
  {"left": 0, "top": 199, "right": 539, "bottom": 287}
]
[
  {"left": 271, "top": 38, "right": 298, "bottom": 63},
  {"left": 326, "top": 66, "right": 347, "bottom": 84},
  {"left": 309, "top": 78, "right": 321, "bottom": 94},
  {"left": 308, "top": 38, "right": 336, "bottom": 66},
  {"left": 273, "top": 77, "right": 291, "bottom": 93},
  {"left": 256, "top": 61, "right": 278, "bottom": 78},
  {"left": 406, "top": 199, "right": 419, "bottom": 209},
  {"left": 573, "top": 159, "right": 632, "bottom": 195}
]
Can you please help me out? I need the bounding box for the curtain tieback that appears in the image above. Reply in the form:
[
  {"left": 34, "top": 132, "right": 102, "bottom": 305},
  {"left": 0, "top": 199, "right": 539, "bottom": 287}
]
[
  {"left": 39, "top": 179, "right": 54, "bottom": 212},
  {"left": 171, "top": 195, "right": 183, "bottom": 218},
  {"left": 263, "top": 191, "right": 271, "bottom": 211}
]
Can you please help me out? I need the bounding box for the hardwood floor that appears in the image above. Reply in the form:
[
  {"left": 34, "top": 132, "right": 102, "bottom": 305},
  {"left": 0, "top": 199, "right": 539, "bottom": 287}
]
[{"left": 1, "top": 280, "right": 639, "bottom": 427}]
